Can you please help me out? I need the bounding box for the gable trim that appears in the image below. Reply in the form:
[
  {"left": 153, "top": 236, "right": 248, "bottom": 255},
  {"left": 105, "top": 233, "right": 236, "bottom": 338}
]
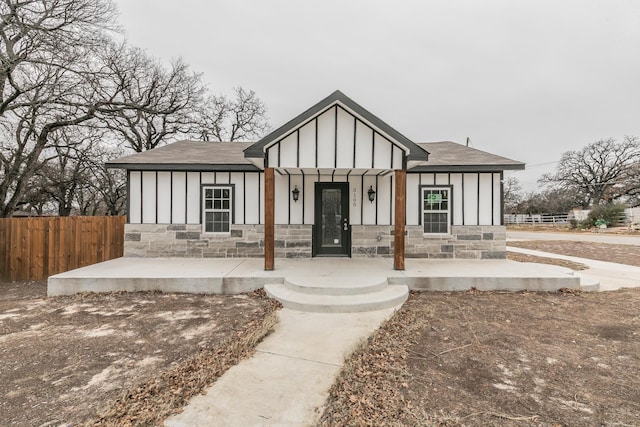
[
  {"left": 264, "top": 103, "right": 412, "bottom": 170},
  {"left": 244, "top": 90, "right": 429, "bottom": 163},
  {"left": 264, "top": 103, "right": 409, "bottom": 156}
]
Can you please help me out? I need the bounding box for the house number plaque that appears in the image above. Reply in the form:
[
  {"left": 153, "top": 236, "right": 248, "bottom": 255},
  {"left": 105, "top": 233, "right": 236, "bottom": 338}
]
[{"left": 352, "top": 188, "right": 357, "bottom": 207}]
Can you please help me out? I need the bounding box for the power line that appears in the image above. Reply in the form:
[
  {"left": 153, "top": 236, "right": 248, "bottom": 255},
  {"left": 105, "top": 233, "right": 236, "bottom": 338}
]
[{"left": 526, "top": 161, "right": 559, "bottom": 168}]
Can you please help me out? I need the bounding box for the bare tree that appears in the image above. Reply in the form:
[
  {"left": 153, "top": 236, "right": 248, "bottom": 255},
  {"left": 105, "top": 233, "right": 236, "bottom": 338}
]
[
  {"left": 197, "top": 87, "right": 269, "bottom": 142},
  {"left": 0, "top": 1, "right": 271, "bottom": 217},
  {"left": 30, "top": 128, "right": 103, "bottom": 216},
  {"left": 79, "top": 145, "right": 127, "bottom": 216},
  {"left": 0, "top": 40, "right": 130, "bottom": 217},
  {"left": 0, "top": 1, "right": 205, "bottom": 216},
  {"left": 0, "top": 0, "right": 121, "bottom": 216},
  {"left": 0, "top": 0, "right": 117, "bottom": 116},
  {"left": 99, "top": 46, "right": 205, "bottom": 152},
  {"left": 515, "top": 189, "right": 583, "bottom": 215},
  {"left": 540, "top": 136, "right": 640, "bottom": 207},
  {"left": 503, "top": 176, "right": 523, "bottom": 214}
]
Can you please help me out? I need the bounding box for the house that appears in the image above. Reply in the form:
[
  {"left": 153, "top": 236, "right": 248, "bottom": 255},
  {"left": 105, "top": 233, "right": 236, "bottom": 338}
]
[{"left": 107, "top": 91, "right": 524, "bottom": 270}]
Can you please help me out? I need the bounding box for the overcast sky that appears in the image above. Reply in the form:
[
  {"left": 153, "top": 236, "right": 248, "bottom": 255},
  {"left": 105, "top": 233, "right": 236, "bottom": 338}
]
[{"left": 113, "top": 0, "right": 640, "bottom": 191}]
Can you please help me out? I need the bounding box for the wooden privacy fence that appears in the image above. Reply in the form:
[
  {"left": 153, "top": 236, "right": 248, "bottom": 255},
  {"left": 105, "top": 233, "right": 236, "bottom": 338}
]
[{"left": 0, "top": 216, "right": 126, "bottom": 281}]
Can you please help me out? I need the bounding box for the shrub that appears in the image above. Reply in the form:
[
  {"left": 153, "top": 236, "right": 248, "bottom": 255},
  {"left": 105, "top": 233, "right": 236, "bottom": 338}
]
[{"left": 585, "top": 203, "right": 626, "bottom": 228}]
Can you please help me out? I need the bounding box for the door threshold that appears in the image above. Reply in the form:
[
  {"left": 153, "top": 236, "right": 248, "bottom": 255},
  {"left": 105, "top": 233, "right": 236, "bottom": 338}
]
[{"left": 313, "top": 255, "right": 351, "bottom": 258}]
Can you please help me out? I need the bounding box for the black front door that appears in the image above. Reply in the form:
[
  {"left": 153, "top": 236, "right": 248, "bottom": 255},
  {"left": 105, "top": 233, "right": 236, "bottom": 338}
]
[{"left": 313, "top": 183, "right": 350, "bottom": 256}]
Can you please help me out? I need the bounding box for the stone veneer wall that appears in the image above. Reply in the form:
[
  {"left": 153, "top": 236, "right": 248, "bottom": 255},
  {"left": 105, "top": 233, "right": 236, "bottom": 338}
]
[
  {"left": 351, "top": 225, "right": 506, "bottom": 259},
  {"left": 405, "top": 225, "right": 506, "bottom": 259},
  {"left": 124, "top": 223, "right": 505, "bottom": 260},
  {"left": 351, "top": 225, "right": 395, "bottom": 257},
  {"left": 124, "top": 224, "right": 312, "bottom": 258}
]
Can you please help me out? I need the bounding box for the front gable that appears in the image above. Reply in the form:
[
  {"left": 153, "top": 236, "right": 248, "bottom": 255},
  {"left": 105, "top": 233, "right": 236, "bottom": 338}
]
[{"left": 244, "top": 90, "right": 429, "bottom": 171}]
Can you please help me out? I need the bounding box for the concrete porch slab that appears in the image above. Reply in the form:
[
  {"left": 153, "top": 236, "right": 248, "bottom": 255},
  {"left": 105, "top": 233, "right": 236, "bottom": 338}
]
[
  {"left": 47, "top": 258, "right": 259, "bottom": 296},
  {"left": 48, "top": 256, "right": 584, "bottom": 296},
  {"left": 398, "top": 259, "right": 582, "bottom": 292}
]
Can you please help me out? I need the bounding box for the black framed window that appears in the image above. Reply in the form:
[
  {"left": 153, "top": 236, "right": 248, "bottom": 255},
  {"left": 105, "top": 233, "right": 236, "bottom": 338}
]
[
  {"left": 422, "top": 187, "right": 450, "bottom": 234},
  {"left": 203, "top": 186, "right": 232, "bottom": 233}
]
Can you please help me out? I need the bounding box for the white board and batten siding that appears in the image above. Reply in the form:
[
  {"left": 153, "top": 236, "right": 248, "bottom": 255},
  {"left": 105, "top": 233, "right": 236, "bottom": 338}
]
[
  {"left": 129, "top": 170, "right": 396, "bottom": 226},
  {"left": 264, "top": 105, "right": 404, "bottom": 170},
  {"left": 405, "top": 172, "right": 503, "bottom": 227},
  {"left": 128, "top": 171, "right": 264, "bottom": 225},
  {"left": 129, "top": 170, "right": 503, "bottom": 227}
]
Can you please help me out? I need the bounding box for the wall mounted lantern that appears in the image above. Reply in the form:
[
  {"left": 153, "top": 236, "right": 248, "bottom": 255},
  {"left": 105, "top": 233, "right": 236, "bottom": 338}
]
[
  {"left": 292, "top": 185, "right": 300, "bottom": 202},
  {"left": 368, "top": 186, "right": 376, "bottom": 203}
]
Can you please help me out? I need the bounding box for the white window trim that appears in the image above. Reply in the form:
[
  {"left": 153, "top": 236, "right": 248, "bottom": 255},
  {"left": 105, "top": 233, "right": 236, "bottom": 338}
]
[
  {"left": 421, "top": 186, "right": 452, "bottom": 235},
  {"left": 202, "top": 185, "right": 233, "bottom": 234}
]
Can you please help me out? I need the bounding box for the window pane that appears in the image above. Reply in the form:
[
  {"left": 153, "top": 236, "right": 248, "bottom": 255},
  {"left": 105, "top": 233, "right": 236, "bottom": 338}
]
[
  {"left": 205, "top": 212, "right": 213, "bottom": 232},
  {"left": 203, "top": 186, "right": 232, "bottom": 233},
  {"left": 423, "top": 196, "right": 449, "bottom": 234}
]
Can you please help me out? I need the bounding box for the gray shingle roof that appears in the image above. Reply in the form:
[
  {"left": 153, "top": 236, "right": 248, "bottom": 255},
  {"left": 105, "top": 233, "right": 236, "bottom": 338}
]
[
  {"left": 412, "top": 141, "right": 525, "bottom": 171},
  {"left": 106, "top": 140, "right": 259, "bottom": 171},
  {"left": 105, "top": 139, "right": 524, "bottom": 172}
]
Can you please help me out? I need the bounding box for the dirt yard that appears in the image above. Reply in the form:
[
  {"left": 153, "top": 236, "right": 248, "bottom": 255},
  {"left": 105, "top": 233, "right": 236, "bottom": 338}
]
[
  {"left": 0, "top": 281, "right": 279, "bottom": 426},
  {"left": 319, "top": 289, "right": 640, "bottom": 426},
  {"left": 4, "top": 237, "right": 639, "bottom": 426},
  {"left": 506, "top": 252, "right": 589, "bottom": 271},
  {"left": 321, "top": 238, "right": 640, "bottom": 426}
]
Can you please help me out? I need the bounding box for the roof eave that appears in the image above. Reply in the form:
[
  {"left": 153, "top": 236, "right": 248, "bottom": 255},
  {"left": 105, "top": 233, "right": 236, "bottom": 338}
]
[
  {"left": 105, "top": 163, "right": 261, "bottom": 172},
  {"left": 409, "top": 163, "right": 525, "bottom": 172}
]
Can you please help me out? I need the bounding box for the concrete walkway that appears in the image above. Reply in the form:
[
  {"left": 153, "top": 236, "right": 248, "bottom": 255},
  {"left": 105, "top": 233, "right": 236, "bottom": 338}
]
[
  {"left": 507, "top": 230, "right": 640, "bottom": 291},
  {"left": 506, "top": 246, "right": 640, "bottom": 291},
  {"left": 508, "top": 230, "right": 640, "bottom": 246},
  {"left": 164, "top": 307, "right": 397, "bottom": 427}
]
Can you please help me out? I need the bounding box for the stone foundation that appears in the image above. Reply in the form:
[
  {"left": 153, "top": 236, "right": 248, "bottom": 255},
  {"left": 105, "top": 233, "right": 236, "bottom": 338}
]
[
  {"left": 274, "top": 225, "right": 312, "bottom": 258},
  {"left": 124, "top": 224, "right": 312, "bottom": 258},
  {"left": 124, "top": 223, "right": 505, "bottom": 260},
  {"left": 351, "top": 225, "right": 394, "bottom": 257},
  {"left": 350, "top": 225, "right": 505, "bottom": 259},
  {"left": 405, "top": 225, "right": 506, "bottom": 259}
]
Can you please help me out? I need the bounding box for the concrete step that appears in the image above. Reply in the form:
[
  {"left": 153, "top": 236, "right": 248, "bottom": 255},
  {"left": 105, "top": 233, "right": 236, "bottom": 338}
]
[
  {"left": 284, "top": 276, "right": 388, "bottom": 295},
  {"left": 264, "top": 283, "right": 409, "bottom": 313}
]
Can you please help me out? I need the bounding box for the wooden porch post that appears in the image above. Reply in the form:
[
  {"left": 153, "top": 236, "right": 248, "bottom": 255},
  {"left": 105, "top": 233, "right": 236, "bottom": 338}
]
[
  {"left": 394, "top": 169, "right": 406, "bottom": 270},
  {"left": 264, "top": 167, "right": 275, "bottom": 270}
]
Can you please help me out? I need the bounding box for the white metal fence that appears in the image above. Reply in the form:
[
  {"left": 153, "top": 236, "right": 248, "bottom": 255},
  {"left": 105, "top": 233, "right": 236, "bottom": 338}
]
[
  {"left": 504, "top": 214, "right": 569, "bottom": 224},
  {"left": 504, "top": 208, "right": 638, "bottom": 226}
]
